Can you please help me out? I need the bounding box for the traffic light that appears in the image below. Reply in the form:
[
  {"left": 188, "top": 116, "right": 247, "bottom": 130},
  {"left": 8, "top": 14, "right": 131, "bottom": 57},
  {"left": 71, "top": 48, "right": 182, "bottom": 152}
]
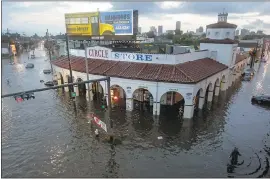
[
  {"left": 101, "top": 97, "right": 107, "bottom": 109},
  {"left": 14, "top": 93, "right": 35, "bottom": 102}
]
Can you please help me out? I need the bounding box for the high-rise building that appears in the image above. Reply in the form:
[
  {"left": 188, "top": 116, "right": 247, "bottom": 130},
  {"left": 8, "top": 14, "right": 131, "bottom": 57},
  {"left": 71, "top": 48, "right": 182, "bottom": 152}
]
[
  {"left": 176, "top": 21, "right": 181, "bottom": 30},
  {"left": 150, "top": 26, "right": 157, "bottom": 35},
  {"left": 198, "top": 26, "right": 203, "bottom": 32},
  {"left": 158, "top": 25, "right": 163, "bottom": 36},
  {"left": 138, "top": 27, "right": 142, "bottom": 34}
]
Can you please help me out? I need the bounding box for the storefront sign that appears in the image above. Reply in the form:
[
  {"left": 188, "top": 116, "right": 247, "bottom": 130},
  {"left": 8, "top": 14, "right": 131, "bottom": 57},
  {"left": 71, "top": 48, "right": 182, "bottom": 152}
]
[
  {"left": 113, "top": 52, "right": 153, "bottom": 61},
  {"left": 169, "top": 88, "right": 178, "bottom": 91},
  {"left": 138, "top": 85, "right": 148, "bottom": 89},
  {"left": 186, "top": 93, "right": 193, "bottom": 100},
  {"left": 88, "top": 49, "right": 109, "bottom": 58}
]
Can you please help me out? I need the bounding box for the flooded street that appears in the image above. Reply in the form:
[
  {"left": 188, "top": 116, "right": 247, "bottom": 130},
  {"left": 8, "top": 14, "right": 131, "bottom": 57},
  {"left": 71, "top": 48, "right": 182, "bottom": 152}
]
[{"left": 2, "top": 45, "right": 270, "bottom": 177}]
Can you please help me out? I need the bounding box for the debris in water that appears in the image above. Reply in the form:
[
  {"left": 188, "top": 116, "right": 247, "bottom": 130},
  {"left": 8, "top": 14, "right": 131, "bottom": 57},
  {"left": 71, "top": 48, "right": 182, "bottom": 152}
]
[{"left": 157, "top": 136, "right": 163, "bottom": 140}]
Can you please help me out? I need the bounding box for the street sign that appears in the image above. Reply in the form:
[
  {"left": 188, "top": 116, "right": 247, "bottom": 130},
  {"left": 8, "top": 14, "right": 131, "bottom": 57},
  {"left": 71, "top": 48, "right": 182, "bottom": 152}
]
[
  {"left": 89, "top": 113, "right": 107, "bottom": 132},
  {"left": 71, "top": 92, "right": 76, "bottom": 97}
]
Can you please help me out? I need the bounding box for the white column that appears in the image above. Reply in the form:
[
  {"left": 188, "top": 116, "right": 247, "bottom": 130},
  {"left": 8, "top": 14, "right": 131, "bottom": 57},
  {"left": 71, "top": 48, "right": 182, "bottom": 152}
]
[
  {"left": 215, "top": 86, "right": 220, "bottom": 96},
  {"left": 220, "top": 80, "right": 227, "bottom": 91},
  {"left": 207, "top": 91, "right": 214, "bottom": 102},
  {"left": 74, "top": 85, "right": 79, "bottom": 96},
  {"left": 198, "top": 96, "right": 205, "bottom": 109},
  {"left": 153, "top": 102, "right": 160, "bottom": 115},
  {"left": 64, "top": 82, "right": 69, "bottom": 92},
  {"left": 126, "top": 98, "right": 133, "bottom": 111},
  {"left": 183, "top": 105, "right": 194, "bottom": 119}
]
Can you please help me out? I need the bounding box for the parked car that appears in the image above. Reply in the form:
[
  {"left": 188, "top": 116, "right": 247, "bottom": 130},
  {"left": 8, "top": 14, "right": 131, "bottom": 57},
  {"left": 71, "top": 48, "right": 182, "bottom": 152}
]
[{"left": 251, "top": 95, "right": 270, "bottom": 105}]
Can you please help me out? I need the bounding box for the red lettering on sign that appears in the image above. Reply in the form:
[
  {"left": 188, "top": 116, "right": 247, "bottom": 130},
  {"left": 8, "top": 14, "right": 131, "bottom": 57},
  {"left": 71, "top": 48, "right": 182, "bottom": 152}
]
[{"left": 88, "top": 49, "right": 108, "bottom": 58}]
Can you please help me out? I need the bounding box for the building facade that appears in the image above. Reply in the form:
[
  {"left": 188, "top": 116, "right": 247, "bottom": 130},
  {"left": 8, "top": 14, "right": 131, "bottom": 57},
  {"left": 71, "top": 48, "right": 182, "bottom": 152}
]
[
  {"left": 52, "top": 12, "right": 249, "bottom": 119},
  {"left": 158, "top": 25, "right": 163, "bottom": 36}
]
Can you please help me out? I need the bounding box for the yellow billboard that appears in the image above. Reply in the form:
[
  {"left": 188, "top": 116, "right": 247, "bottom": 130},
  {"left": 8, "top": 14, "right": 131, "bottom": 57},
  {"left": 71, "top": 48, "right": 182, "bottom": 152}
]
[{"left": 65, "top": 12, "right": 115, "bottom": 36}]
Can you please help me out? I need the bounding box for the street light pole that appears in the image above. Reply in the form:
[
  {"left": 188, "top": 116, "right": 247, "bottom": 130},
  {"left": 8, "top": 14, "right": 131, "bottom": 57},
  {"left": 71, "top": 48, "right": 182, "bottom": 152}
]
[
  {"left": 46, "top": 29, "right": 53, "bottom": 73},
  {"left": 65, "top": 33, "right": 74, "bottom": 96}
]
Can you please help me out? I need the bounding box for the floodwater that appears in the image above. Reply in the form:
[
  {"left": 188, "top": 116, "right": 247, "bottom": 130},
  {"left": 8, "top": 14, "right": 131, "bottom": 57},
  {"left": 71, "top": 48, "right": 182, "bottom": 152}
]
[{"left": 2, "top": 44, "right": 270, "bottom": 178}]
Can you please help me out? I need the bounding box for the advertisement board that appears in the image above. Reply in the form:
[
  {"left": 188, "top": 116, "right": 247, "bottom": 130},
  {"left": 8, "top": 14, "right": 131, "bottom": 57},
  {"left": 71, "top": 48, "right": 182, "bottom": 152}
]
[
  {"left": 99, "top": 10, "right": 133, "bottom": 35},
  {"left": 65, "top": 10, "right": 137, "bottom": 37}
]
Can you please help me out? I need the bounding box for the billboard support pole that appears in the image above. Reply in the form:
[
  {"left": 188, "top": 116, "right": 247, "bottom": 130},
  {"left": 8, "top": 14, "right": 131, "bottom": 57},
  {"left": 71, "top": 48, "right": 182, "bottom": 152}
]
[
  {"left": 65, "top": 33, "right": 74, "bottom": 97},
  {"left": 97, "top": 8, "right": 101, "bottom": 46}
]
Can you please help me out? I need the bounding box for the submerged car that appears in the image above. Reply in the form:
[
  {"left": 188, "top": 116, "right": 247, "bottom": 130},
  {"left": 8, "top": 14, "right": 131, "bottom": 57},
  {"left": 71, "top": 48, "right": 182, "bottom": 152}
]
[
  {"left": 43, "top": 69, "right": 51, "bottom": 74},
  {"left": 251, "top": 95, "right": 270, "bottom": 105},
  {"left": 25, "top": 63, "right": 34, "bottom": 68},
  {"left": 44, "top": 81, "right": 54, "bottom": 86},
  {"left": 242, "top": 68, "right": 255, "bottom": 76},
  {"left": 242, "top": 73, "right": 252, "bottom": 81}
]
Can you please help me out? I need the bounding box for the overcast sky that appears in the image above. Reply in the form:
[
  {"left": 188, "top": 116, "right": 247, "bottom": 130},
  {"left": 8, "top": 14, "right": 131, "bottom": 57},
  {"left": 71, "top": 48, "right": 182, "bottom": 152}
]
[{"left": 2, "top": 1, "right": 270, "bottom": 36}]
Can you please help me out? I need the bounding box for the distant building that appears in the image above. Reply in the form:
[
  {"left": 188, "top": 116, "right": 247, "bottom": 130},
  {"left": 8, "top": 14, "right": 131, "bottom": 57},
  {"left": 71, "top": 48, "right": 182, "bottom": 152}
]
[
  {"left": 138, "top": 27, "right": 142, "bottom": 34},
  {"left": 235, "top": 29, "right": 239, "bottom": 36},
  {"left": 150, "top": 26, "right": 157, "bottom": 35},
  {"left": 176, "top": 21, "right": 181, "bottom": 30},
  {"left": 257, "top": 30, "right": 263, "bottom": 35},
  {"left": 241, "top": 29, "right": 250, "bottom": 36},
  {"left": 166, "top": 30, "right": 175, "bottom": 35},
  {"left": 250, "top": 31, "right": 256, "bottom": 35},
  {"left": 158, "top": 25, "right": 163, "bottom": 36},
  {"left": 196, "top": 26, "right": 204, "bottom": 36}
]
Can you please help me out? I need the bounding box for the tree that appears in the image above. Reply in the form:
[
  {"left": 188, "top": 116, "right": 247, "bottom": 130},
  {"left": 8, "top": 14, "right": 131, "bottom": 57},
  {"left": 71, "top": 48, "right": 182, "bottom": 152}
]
[
  {"left": 146, "top": 31, "right": 156, "bottom": 38},
  {"left": 175, "top": 29, "right": 182, "bottom": 35},
  {"left": 166, "top": 33, "right": 174, "bottom": 40}
]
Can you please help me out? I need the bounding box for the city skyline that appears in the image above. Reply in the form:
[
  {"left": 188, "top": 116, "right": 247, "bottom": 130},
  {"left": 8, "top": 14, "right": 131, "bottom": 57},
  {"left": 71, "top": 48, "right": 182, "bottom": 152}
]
[{"left": 2, "top": 1, "right": 270, "bottom": 36}]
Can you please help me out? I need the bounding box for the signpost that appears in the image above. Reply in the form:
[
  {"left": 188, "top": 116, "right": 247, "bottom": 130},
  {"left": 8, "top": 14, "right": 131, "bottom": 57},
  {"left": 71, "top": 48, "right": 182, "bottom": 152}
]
[{"left": 89, "top": 113, "right": 107, "bottom": 132}]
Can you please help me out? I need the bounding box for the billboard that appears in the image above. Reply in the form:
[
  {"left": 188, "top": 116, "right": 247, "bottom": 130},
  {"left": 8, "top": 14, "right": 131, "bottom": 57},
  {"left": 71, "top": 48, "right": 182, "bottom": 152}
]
[
  {"left": 65, "top": 9, "right": 138, "bottom": 37},
  {"left": 99, "top": 10, "right": 133, "bottom": 35}
]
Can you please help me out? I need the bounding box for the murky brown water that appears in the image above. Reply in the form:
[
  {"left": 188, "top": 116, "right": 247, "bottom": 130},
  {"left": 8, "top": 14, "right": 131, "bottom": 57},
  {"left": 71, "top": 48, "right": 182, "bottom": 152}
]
[{"left": 2, "top": 45, "right": 270, "bottom": 177}]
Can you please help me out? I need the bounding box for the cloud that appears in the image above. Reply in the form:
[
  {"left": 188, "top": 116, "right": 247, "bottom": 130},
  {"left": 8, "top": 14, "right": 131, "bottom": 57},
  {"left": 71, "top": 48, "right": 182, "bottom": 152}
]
[
  {"left": 156, "top": 2, "right": 184, "bottom": 9},
  {"left": 242, "top": 19, "right": 270, "bottom": 31},
  {"left": 2, "top": 1, "right": 270, "bottom": 35}
]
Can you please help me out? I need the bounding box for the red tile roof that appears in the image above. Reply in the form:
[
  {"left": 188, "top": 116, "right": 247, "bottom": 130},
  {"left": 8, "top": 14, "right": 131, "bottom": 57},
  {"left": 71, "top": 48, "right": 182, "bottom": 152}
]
[{"left": 52, "top": 56, "right": 228, "bottom": 84}]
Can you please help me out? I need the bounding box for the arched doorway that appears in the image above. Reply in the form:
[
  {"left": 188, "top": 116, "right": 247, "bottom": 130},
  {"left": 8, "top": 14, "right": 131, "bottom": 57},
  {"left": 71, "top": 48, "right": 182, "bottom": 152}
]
[
  {"left": 204, "top": 83, "right": 213, "bottom": 109},
  {"left": 77, "top": 78, "right": 86, "bottom": 96},
  {"left": 194, "top": 88, "right": 203, "bottom": 114},
  {"left": 92, "top": 82, "right": 104, "bottom": 101},
  {"left": 160, "top": 91, "right": 185, "bottom": 118},
  {"left": 110, "top": 84, "right": 126, "bottom": 109},
  {"left": 132, "top": 88, "right": 153, "bottom": 112}
]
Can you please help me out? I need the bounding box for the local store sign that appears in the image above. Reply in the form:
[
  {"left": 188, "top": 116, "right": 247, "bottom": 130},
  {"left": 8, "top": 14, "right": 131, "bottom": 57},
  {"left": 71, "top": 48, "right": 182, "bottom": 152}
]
[
  {"left": 88, "top": 49, "right": 109, "bottom": 58},
  {"left": 87, "top": 47, "right": 111, "bottom": 59},
  {"left": 113, "top": 52, "right": 153, "bottom": 61}
]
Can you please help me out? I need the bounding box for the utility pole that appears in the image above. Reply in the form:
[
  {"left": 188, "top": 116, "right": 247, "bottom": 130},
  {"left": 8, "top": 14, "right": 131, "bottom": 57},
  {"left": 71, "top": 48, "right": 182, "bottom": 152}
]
[
  {"left": 46, "top": 29, "right": 53, "bottom": 73},
  {"left": 84, "top": 43, "right": 91, "bottom": 103},
  {"left": 66, "top": 33, "right": 74, "bottom": 97},
  {"left": 106, "top": 77, "right": 113, "bottom": 142}
]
